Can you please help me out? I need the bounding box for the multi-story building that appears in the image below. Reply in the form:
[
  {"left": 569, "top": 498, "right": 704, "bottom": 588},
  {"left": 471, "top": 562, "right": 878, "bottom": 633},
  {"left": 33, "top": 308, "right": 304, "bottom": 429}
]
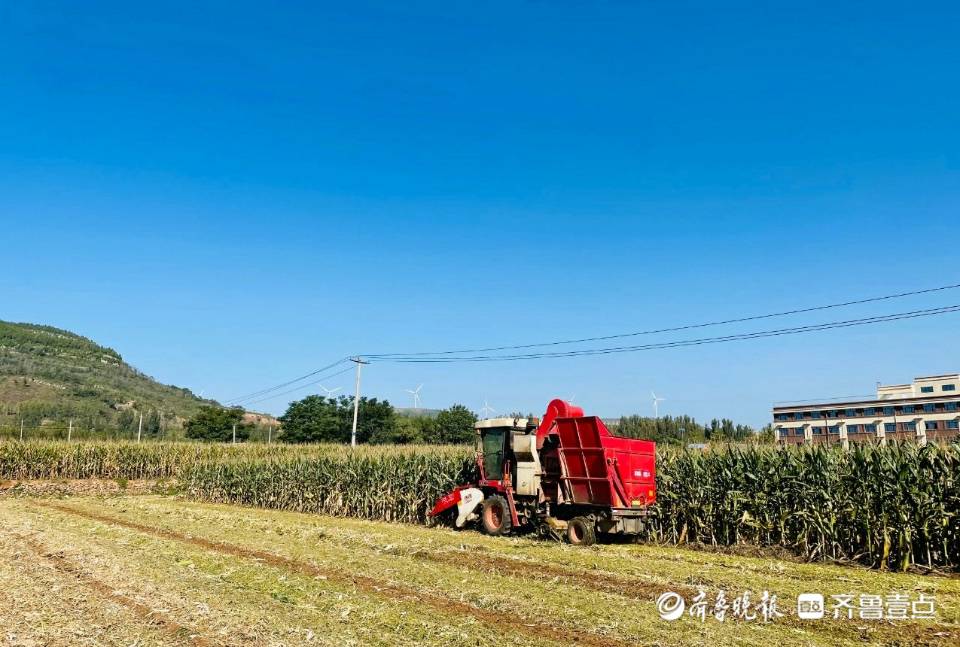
[{"left": 773, "top": 374, "right": 960, "bottom": 447}]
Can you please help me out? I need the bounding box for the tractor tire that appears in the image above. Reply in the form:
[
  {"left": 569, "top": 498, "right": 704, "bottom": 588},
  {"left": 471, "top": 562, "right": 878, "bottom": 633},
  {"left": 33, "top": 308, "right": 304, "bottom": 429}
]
[
  {"left": 566, "top": 517, "right": 597, "bottom": 546},
  {"left": 481, "top": 495, "right": 512, "bottom": 536}
]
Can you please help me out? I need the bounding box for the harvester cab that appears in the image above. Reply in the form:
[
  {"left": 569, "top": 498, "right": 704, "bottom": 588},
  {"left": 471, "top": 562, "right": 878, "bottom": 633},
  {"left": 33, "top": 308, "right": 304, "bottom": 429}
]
[
  {"left": 430, "top": 399, "right": 657, "bottom": 546},
  {"left": 475, "top": 416, "right": 538, "bottom": 489}
]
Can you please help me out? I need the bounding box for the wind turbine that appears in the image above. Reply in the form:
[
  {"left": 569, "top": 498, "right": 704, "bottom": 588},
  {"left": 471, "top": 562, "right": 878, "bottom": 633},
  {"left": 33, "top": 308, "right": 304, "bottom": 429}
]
[
  {"left": 319, "top": 385, "right": 342, "bottom": 399},
  {"left": 405, "top": 384, "right": 423, "bottom": 409},
  {"left": 651, "top": 391, "right": 666, "bottom": 418},
  {"left": 480, "top": 398, "right": 496, "bottom": 418}
]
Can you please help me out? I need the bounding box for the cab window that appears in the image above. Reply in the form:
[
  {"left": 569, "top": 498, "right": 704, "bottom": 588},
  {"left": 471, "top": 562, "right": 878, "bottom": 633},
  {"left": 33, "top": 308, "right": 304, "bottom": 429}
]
[{"left": 481, "top": 430, "right": 506, "bottom": 480}]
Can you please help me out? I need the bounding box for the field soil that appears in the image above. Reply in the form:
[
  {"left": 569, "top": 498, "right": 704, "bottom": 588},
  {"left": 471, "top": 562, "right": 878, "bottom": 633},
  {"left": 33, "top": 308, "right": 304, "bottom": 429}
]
[{"left": 0, "top": 495, "right": 957, "bottom": 646}]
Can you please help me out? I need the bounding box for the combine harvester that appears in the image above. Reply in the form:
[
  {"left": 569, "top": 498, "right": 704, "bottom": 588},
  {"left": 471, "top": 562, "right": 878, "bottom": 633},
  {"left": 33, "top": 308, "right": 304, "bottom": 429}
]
[{"left": 430, "top": 399, "right": 656, "bottom": 545}]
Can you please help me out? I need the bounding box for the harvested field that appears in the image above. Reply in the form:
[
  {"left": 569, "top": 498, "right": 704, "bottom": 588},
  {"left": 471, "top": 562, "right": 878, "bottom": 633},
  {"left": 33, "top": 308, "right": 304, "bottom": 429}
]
[{"left": 1, "top": 495, "right": 957, "bottom": 646}]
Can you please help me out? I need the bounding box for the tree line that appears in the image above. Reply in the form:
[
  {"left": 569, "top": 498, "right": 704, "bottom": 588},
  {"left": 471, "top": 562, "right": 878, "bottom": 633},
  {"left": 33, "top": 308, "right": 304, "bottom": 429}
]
[
  {"left": 184, "top": 395, "right": 478, "bottom": 444},
  {"left": 182, "top": 394, "right": 771, "bottom": 445},
  {"left": 613, "top": 414, "right": 772, "bottom": 445}
]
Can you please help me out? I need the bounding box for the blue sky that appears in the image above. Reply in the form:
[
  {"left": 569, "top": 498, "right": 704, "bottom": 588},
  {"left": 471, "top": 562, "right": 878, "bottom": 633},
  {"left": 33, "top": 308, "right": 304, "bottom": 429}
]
[{"left": 1, "top": 1, "right": 958, "bottom": 426}]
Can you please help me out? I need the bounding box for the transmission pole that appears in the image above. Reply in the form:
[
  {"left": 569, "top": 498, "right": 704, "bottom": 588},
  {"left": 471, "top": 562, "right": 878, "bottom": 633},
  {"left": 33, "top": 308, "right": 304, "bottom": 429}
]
[
  {"left": 137, "top": 412, "right": 143, "bottom": 443},
  {"left": 350, "top": 357, "right": 369, "bottom": 447}
]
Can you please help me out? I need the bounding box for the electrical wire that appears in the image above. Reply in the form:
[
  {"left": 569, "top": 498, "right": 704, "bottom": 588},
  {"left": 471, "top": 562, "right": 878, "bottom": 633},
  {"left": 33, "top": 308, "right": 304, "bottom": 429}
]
[
  {"left": 223, "top": 357, "right": 350, "bottom": 404},
  {"left": 369, "top": 303, "right": 960, "bottom": 363},
  {"left": 364, "top": 282, "right": 960, "bottom": 358},
  {"left": 239, "top": 365, "right": 355, "bottom": 406},
  {"left": 222, "top": 282, "right": 960, "bottom": 405}
]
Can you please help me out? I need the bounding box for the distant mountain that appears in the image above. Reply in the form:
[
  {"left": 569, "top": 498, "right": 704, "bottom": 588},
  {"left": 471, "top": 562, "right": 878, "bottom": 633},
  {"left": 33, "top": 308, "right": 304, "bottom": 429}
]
[{"left": 0, "top": 320, "right": 215, "bottom": 434}]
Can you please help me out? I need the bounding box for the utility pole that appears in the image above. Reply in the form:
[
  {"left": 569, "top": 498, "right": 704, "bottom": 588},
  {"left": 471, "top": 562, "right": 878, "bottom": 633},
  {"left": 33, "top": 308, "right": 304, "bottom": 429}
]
[
  {"left": 137, "top": 412, "right": 143, "bottom": 443},
  {"left": 268, "top": 425, "right": 273, "bottom": 444},
  {"left": 68, "top": 419, "right": 73, "bottom": 442},
  {"left": 19, "top": 419, "right": 24, "bottom": 441},
  {"left": 350, "top": 357, "right": 369, "bottom": 447},
  {"left": 232, "top": 423, "right": 237, "bottom": 444}
]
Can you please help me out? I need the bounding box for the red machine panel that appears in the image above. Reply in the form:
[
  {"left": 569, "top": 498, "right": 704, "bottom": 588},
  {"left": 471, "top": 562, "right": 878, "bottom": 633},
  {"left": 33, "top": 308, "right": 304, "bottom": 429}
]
[{"left": 551, "top": 416, "right": 656, "bottom": 508}]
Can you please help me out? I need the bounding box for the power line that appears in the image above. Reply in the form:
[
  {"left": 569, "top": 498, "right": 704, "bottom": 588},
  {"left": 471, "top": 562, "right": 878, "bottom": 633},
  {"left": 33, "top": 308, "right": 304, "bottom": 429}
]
[
  {"left": 369, "top": 303, "right": 960, "bottom": 363},
  {"left": 222, "top": 282, "right": 960, "bottom": 407},
  {"left": 223, "top": 358, "right": 350, "bottom": 404},
  {"left": 239, "top": 365, "right": 355, "bottom": 407},
  {"left": 365, "top": 282, "right": 960, "bottom": 358}
]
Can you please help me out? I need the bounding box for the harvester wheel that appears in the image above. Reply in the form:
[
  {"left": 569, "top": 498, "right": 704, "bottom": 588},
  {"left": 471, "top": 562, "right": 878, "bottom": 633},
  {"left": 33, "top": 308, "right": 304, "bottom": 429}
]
[
  {"left": 481, "top": 495, "right": 512, "bottom": 536},
  {"left": 566, "top": 517, "right": 596, "bottom": 546}
]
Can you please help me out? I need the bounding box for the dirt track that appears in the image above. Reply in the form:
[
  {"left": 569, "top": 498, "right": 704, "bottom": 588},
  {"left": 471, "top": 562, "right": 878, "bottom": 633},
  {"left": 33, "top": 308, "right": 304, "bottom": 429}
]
[{"left": 1, "top": 495, "right": 957, "bottom": 646}]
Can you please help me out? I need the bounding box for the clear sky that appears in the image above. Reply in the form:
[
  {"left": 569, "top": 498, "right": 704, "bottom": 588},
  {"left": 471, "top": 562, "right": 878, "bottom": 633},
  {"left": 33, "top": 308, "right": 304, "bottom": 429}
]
[{"left": 1, "top": 2, "right": 958, "bottom": 426}]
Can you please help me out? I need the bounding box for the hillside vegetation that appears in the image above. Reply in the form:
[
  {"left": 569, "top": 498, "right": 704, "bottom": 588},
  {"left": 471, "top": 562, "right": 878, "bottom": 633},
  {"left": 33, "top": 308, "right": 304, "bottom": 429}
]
[{"left": 0, "top": 320, "right": 213, "bottom": 436}]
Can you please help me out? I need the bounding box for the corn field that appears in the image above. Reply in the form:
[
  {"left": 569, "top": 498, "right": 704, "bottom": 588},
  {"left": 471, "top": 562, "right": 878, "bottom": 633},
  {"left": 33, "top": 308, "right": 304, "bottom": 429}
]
[
  {"left": 648, "top": 442, "right": 960, "bottom": 570},
  {"left": 2, "top": 439, "right": 958, "bottom": 570},
  {"left": 0, "top": 440, "right": 378, "bottom": 480},
  {"left": 184, "top": 447, "right": 476, "bottom": 524}
]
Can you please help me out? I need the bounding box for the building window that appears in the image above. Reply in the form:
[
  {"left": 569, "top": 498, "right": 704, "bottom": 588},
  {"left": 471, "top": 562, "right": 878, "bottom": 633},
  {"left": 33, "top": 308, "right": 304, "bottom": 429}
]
[
  {"left": 884, "top": 423, "right": 896, "bottom": 433},
  {"left": 844, "top": 408, "right": 855, "bottom": 417},
  {"left": 780, "top": 429, "right": 789, "bottom": 437},
  {"left": 947, "top": 403, "right": 958, "bottom": 412},
  {"left": 795, "top": 412, "right": 805, "bottom": 421},
  {"left": 812, "top": 411, "right": 821, "bottom": 419},
  {"left": 948, "top": 420, "right": 959, "bottom": 430},
  {"left": 812, "top": 426, "right": 823, "bottom": 435},
  {"left": 943, "top": 384, "right": 956, "bottom": 392},
  {"left": 883, "top": 406, "right": 895, "bottom": 416},
  {"left": 864, "top": 424, "right": 877, "bottom": 434},
  {"left": 848, "top": 424, "right": 859, "bottom": 433},
  {"left": 902, "top": 405, "right": 915, "bottom": 414},
  {"left": 826, "top": 410, "right": 837, "bottom": 418},
  {"left": 921, "top": 386, "right": 935, "bottom": 393},
  {"left": 905, "top": 421, "right": 917, "bottom": 431},
  {"left": 926, "top": 421, "right": 940, "bottom": 431},
  {"left": 924, "top": 403, "right": 936, "bottom": 413},
  {"left": 864, "top": 407, "right": 876, "bottom": 416},
  {"left": 828, "top": 425, "right": 839, "bottom": 434},
  {"left": 795, "top": 428, "right": 805, "bottom": 436}
]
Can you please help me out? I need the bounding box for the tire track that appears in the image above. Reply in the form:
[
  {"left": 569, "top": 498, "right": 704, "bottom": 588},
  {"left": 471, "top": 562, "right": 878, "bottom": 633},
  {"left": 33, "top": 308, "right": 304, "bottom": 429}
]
[
  {"left": 34, "top": 501, "right": 634, "bottom": 647},
  {"left": 5, "top": 528, "right": 211, "bottom": 646},
  {"left": 405, "top": 547, "right": 698, "bottom": 600}
]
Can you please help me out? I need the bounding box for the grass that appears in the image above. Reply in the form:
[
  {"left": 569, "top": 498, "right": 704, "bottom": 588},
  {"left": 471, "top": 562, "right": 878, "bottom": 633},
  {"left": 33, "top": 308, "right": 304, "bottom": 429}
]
[{"left": 0, "top": 495, "right": 957, "bottom": 646}]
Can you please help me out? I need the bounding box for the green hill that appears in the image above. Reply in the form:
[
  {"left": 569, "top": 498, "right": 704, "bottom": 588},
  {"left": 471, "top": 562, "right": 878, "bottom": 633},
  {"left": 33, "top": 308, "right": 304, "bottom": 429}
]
[{"left": 0, "top": 320, "right": 215, "bottom": 438}]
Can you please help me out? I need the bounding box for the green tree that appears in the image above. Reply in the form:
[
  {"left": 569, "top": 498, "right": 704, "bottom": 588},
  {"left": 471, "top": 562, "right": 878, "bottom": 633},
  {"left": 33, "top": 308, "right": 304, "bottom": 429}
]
[
  {"left": 278, "top": 395, "right": 340, "bottom": 443},
  {"left": 279, "top": 395, "right": 397, "bottom": 444},
  {"left": 144, "top": 410, "right": 162, "bottom": 437},
  {"left": 616, "top": 414, "right": 706, "bottom": 445},
  {"left": 434, "top": 404, "right": 478, "bottom": 444},
  {"left": 371, "top": 416, "right": 433, "bottom": 444},
  {"left": 337, "top": 395, "right": 396, "bottom": 444},
  {"left": 185, "top": 406, "right": 248, "bottom": 442},
  {"left": 117, "top": 409, "right": 136, "bottom": 434}
]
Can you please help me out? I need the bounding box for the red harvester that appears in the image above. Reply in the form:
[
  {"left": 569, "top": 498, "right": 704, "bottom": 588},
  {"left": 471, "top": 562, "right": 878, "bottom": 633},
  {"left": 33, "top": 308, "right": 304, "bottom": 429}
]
[{"left": 430, "top": 399, "right": 656, "bottom": 545}]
